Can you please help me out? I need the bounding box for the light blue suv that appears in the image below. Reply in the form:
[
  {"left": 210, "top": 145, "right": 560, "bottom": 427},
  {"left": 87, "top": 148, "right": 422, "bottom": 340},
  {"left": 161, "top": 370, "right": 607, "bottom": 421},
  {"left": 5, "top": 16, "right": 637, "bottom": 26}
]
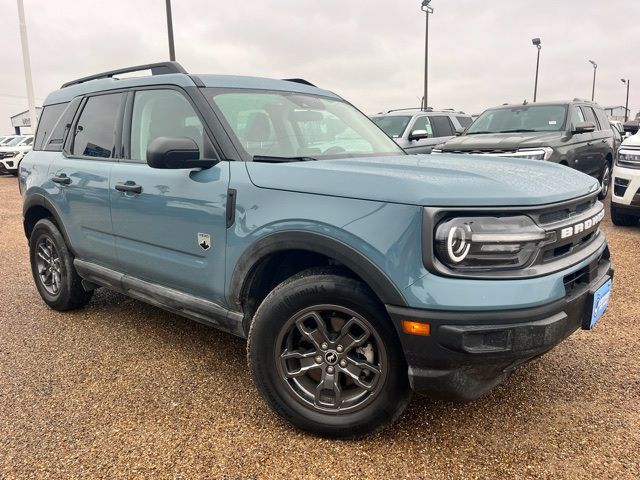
[{"left": 21, "top": 62, "right": 614, "bottom": 438}]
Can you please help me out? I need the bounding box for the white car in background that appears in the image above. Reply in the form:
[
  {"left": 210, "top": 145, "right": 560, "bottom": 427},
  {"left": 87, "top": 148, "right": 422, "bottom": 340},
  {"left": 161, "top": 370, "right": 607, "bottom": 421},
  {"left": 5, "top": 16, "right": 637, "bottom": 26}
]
[
  {"left": 0, "top": 135, "right": 33, "bottom": 176},
  {"left": 611, "top": 130, "right": 640, "bottom": 226}
]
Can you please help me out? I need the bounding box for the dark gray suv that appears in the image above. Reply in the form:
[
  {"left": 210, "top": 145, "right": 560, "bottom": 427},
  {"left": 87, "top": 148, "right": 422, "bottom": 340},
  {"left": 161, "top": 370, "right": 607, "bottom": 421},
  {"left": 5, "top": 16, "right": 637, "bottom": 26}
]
[
  {"left": 371, "top": 108, "right": 473, "bottom": 154},
  {"left": 433, "top": 101, "right": 614, "bottom": 199}
]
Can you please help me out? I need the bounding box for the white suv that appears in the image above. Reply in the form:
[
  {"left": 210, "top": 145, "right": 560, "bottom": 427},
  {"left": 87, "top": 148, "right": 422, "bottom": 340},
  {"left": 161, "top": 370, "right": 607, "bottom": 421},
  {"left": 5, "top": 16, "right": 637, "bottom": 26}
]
[
  {"left": 0, "top": 135, "right": 33, "bottom": 176},
  {"left": 611, "top": 131, "right": 640, "bottom": 226}
]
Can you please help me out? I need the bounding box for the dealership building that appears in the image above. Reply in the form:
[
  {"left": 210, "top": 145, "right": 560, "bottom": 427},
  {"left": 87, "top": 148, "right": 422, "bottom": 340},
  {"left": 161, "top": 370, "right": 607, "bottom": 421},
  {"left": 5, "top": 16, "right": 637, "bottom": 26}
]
[{"left": 9, "top": 108, "right": 41, "bottom": 135}]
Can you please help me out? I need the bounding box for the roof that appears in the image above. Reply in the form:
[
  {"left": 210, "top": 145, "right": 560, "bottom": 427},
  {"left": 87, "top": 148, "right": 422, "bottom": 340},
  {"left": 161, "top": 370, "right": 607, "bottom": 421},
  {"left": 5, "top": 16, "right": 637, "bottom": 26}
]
[
  {"left": 44, "top": 62, "right": 338, "bottom": 106},
  {"left": 374, "top": 108, "right": 469, "bottom": 117}
]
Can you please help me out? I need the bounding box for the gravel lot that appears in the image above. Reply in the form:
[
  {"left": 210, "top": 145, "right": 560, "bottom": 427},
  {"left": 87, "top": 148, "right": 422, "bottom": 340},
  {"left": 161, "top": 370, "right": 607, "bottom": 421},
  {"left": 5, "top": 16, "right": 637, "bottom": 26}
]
[{"left": 0, "top": 174, "right": 638, "bottom": 479}]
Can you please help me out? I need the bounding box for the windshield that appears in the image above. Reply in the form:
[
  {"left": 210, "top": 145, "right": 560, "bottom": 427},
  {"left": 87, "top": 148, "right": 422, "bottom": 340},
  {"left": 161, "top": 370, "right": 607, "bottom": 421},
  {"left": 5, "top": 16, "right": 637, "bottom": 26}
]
[
  {"left": 467, "top": 105, "right": 567, "bottom": 134},
  {"left": 4, "top": 136, "right": 25, "bottom": 147},
  {"left": 370, "top": 116, "right": 411, "bottom": 138},
  {"left": 207, "top": 89, "right": 403, "bottom": 160}
]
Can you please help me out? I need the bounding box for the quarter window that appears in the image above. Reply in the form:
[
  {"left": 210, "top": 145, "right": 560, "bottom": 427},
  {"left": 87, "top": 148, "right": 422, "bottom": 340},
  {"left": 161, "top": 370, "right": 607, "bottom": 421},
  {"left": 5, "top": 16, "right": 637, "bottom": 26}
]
[
  {"left": 72, "top": 93, "right": 124, "bottom": 158},
  {"left": 130, "top": 89, "right": 205, "bottom": 161},
  {"left": 34, "top": 103, "right": 68, "bottom": 150}
]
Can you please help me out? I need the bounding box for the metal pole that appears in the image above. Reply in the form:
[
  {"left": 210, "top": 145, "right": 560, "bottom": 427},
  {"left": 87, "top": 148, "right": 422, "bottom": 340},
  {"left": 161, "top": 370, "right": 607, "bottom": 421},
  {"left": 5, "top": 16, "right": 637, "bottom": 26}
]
[
  {"left": 16, "top": 0, "right": 37, "bottom": 134},
  {"left": 625, "top": 80, "right": 630, "bottom": 122},
  {"left": 533, "top": 46, "right": 541, "bottom": 102},
  {"left": 423, "top": 11, "right": 429, "bottom": 110},
  {"left": 591, "top": 66, "right": 597, "bottom": 102},
  {"left": 165, "top": 0, "right": 176, "bottom": 61}
]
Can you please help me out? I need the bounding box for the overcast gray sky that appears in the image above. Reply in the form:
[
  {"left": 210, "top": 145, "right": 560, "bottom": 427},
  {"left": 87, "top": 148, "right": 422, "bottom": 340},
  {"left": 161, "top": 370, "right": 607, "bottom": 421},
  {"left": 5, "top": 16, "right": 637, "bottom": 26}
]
[{"left": 1, "top": 0, "right": 638, "bottom": 132}]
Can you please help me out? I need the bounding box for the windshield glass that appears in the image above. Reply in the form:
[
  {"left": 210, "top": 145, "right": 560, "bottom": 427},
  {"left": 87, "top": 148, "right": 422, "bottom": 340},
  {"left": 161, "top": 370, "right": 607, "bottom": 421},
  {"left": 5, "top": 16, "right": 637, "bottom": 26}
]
[
  {"left": 370, "top": 116, "right": 411, "bottom": 138},
  {"left": 207, "top": 89, "right": 403, "bottom": 160},
  {"left": 467, "top": 105, "right": 567, "bottom": 134},
  {"left": 4, "top": 136, "right": 25, "bottom": 147}
]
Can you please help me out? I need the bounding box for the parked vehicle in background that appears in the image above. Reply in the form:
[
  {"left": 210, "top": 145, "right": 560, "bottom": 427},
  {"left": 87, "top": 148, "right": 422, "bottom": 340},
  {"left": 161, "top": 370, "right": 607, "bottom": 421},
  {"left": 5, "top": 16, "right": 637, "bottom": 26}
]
[
  {"left": 610, "top": 121, "right": 623, "bottom": 155},
  {"left": 0, "top": 135, "right": 22, "bottom": 146},
  {"left": 0, "top": 135, "right": 33, "bottom": 176},
  {"left": 370, "top": 108, "right": 472, "bottom": 154},
  {"left": 21, "top": 62, "right": 613, "bottom": 438},
  {"left": 611, "top": 131, "right": 640, "bottom": 226},
  {"left": 433, "top": 101, "right": 614, "bottom": 199}
]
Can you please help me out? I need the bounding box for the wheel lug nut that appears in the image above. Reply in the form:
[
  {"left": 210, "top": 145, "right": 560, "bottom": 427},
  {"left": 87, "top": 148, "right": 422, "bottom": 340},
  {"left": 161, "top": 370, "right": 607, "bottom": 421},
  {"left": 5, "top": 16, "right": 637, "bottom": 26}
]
[
  {"left": 321, "top": 342, "right": 328, "bottom": 350},
  {"left": 339, "top": 359, "right": 347, "bottom": 368},
  {"left": 327, "top": 366, "right": 334, "bottom": 374},
  {"left": 315, "top": 355, "right": 323, "bottom": 364},
  {"left": 336, "top": 345, "right": 343, "bottom": 353}
]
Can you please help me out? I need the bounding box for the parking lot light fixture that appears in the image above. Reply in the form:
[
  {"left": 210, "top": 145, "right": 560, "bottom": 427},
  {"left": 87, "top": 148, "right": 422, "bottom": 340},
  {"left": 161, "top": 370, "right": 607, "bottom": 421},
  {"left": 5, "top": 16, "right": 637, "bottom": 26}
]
[
  {"left": 589, "top": 60, "right": 597, "bottom": 102},
  {"left": 621, "top": 79, "right": 630, "bottom": 122},
  {"left": 421, "top": 0, "right": 434, "bottom": 111},
  {"left": 532, "top": 38, "right": 542, "bottom": 102}
]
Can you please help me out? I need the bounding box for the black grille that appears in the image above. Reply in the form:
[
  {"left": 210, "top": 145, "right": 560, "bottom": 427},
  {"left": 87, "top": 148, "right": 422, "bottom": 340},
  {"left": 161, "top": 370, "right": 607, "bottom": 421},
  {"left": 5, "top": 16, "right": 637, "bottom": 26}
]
[
  {"left": 537, "top": 198, "right": 596, "bottom": 225},
  {"left": 447, "top": 148, "right": 517, "bottom": 155},
  {"left": 563, "top": 254, "right": 602, "bottom": 294}
]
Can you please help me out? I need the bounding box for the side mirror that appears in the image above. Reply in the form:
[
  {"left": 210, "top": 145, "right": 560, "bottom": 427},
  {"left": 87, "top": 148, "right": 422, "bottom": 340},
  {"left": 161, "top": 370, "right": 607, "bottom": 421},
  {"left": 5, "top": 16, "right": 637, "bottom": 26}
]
[
  {"left": 455, "top": 127, "right": 465, "bottom": 136},
  {"left": 408, "top": 129, "right": 430, "bottom": 141},
  {"left": 623, "top": 121, "right": 640, "bottom": 135},
  {"left": 146, "top": 137, "right": 218, "bottom": 169},
  {"left": 572, "top": 122, "right": 595, "bottom": 134}
]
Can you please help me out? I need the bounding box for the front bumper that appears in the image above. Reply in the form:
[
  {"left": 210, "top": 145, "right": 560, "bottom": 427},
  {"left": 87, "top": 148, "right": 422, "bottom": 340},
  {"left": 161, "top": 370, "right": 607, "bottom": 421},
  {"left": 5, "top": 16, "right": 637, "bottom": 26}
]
[{"left": 386, "top": 248, "right": 613, "bottom": 401}]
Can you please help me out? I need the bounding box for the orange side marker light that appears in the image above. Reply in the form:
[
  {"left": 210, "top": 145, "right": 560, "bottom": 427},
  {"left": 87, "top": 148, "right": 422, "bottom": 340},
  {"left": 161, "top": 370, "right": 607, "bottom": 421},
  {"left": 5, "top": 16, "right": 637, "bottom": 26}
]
[{"left": 401, "top": 320, "right": 431, "bottom": 336}]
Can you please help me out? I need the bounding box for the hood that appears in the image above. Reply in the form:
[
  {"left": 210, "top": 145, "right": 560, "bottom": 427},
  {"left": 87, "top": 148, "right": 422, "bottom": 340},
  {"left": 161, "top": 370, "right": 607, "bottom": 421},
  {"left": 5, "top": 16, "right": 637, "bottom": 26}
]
[
  {"left": 246, "top": 154, "right": 599, "bottom": 207},
  {"left": 621, "top": 133, "right": 640, "bottom": 148},
  {"left": 441, "top": 131, "right": 564, "bottom": 151}
]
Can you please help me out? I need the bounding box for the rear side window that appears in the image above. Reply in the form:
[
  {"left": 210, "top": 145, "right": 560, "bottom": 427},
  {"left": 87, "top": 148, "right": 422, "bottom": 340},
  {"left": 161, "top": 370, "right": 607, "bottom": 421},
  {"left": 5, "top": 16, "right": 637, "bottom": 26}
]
[
  {"left": 581, "top": 106, "right": 599, "bottom": 129},
  {"left": 456, "top": 116, "right": 473, "bottom": 129},
  {"left": 430, "top": 116, "right": 455, "bottom": 137},
  {"left": 72, "top": 93, "right": 124, "bottom": 158},
  {"left": 34, "top": 103, "right": 68, "bottom": 150},
  {"left": 45, "top": 98, "right": 81, "bottom": 152},
  {"left": 594, "top": 108, "right": 610, "bottom": 132}
]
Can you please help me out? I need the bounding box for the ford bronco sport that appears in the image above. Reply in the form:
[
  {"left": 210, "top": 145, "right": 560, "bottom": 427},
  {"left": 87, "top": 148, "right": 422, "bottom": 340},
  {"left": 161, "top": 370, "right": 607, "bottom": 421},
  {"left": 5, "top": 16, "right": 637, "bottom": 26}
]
[{"left": 21, "top": 62, "right": 614, "bottom": 438}]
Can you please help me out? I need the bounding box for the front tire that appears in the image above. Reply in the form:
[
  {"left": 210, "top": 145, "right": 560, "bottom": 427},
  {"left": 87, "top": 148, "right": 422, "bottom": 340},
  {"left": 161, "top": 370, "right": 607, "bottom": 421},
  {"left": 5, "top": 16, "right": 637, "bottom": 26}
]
[
  {"left": 247, "top": 269, "right": 411, "bottom": 438},
  {"left": 610, "top": 205, "right": 638, "bottom": 227},
  {"left": 598, "top": 161, "right": 612, "bottom": 200},
  {"left": 29, "top": 218, "right": 93, "bottom": 310}
]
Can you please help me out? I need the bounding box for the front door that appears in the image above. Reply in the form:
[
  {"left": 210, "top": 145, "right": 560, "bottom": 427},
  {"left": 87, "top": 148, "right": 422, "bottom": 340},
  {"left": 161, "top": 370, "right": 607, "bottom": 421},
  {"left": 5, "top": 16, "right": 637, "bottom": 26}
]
[{"left": 110, "top": 88, "right": 230, "bottom": 305}]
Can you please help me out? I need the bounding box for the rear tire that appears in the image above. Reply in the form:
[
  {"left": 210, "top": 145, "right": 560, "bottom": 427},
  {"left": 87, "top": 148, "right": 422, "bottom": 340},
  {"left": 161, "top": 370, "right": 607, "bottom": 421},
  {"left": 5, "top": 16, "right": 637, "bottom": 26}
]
[
  {"left": 610, "top": 206, "right": 638, "bottom": 227},
  {"left": 29, "top": 218, "right": 93, "bottom": 310},
  {"left": 247, "top": 269, "right": 411, "bottom": 438}
]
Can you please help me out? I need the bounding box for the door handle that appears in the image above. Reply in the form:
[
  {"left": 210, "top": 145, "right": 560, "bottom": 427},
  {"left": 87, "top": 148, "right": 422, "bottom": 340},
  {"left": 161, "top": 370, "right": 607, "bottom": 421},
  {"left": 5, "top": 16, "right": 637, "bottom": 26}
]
[
  {"left": 587, "top": 142, "right": 593, "bottom": 146},
  {"left": 115, "top": 181, "right": 142, "bottom": 194},
  {"left": 52, "top": 174, "right": 71, "bottom": 185},
  {"left": 601, "top": 139, "right": 607, "bottom": 143}
]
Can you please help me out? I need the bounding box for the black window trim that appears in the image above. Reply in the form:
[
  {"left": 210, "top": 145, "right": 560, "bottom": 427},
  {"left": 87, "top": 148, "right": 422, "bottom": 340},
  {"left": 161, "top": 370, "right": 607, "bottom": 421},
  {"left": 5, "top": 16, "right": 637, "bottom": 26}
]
[
  {"left": 430, "top": 114, "right": 456, "bottom": 138},
  {"left": 33, "top": 101, "right": 69, "bottom": 151}
]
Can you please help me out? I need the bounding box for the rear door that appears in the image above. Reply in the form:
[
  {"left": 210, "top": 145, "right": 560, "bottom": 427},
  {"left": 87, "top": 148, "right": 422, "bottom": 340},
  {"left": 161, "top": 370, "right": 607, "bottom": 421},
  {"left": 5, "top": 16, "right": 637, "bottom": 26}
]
[
  {"left": 109, "top": 87, "right": 230, "bottom": 304},
  {"left": 49, "top": 92, "right": 124, "bottom": 267}
]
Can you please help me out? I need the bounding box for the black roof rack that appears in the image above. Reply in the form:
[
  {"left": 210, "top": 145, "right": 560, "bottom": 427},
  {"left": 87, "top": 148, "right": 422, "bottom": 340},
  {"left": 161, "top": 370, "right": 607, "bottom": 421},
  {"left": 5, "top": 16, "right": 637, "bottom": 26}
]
[
  {"left": 282, "top": 78, "right": 316, "bottom": 87},
  {"left": 61, "top": 61, "right": 188, "bottom": 89}
]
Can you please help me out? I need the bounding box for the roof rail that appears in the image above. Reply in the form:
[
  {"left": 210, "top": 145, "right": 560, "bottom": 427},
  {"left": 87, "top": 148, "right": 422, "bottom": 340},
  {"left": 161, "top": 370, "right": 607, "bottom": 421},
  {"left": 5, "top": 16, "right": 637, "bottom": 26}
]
[
  {"left": 283, "top": 78, "right": 317, "bottom": 87},
  {"left": 61, "top": 61, "right": 188, "bottom": 89},
  {"left": 378, "top": 107, "right": 425, "bottom": 114}
]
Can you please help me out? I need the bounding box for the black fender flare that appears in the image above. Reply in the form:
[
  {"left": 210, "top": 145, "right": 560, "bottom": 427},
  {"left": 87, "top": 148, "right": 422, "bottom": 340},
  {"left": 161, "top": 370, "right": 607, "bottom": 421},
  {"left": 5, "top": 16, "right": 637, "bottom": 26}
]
[
  {"left": 228, "top": 230, "right": 408, "bottom": 310},
  {"left": 23, "top": 193, "right": 76, "bottom": 254}
]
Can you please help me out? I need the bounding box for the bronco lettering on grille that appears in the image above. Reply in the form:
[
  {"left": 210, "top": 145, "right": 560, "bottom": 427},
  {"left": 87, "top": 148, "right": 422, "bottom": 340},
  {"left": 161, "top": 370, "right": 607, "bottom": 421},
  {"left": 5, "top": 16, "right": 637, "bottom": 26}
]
[{"left": 559, "top": 209, "right": 605, "bottom": 240}]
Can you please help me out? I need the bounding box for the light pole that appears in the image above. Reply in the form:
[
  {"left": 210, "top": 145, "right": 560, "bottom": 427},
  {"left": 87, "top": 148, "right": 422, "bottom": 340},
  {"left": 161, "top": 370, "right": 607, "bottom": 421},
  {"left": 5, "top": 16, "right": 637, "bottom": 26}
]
[
  {"left": 421, "top": 0, "right": 434, "bottom": 111},
  {"left": 589, "top": 60, "right": 597, "bottom": 102},
  {"left": 621, "top": 79, "right": 630, "bottom": 122},
  {"left": 165, "top": 0, "right": 176, "bottom": 61},
  {"left": 16, "top": 0, "right": 37, "bottom": 134},
  {"left": 532, "top": 38, "right": 542, "bottom": 102}
]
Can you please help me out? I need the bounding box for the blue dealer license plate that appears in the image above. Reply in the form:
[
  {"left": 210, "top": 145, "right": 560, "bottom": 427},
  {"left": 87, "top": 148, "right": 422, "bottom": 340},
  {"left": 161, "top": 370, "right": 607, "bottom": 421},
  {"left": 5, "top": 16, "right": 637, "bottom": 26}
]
[{"left": 589, "top": 279, "right": 612, "bottom": 329}]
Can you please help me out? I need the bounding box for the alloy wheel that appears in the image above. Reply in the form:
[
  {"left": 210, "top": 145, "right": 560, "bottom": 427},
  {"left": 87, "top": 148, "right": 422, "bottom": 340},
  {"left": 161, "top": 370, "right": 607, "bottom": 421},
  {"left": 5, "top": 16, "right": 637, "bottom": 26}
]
[{"left": 35, "top": 236, "right": 62, "bottom": 296}]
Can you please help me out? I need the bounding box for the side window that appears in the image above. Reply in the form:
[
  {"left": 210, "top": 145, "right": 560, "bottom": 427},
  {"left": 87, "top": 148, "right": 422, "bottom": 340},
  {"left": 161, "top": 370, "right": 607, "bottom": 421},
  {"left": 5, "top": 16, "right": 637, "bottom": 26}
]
[
  {"left": 23, "top": 137, "right": 33, "bottom": 146},
  {"left": 571, "top": 106, "right": 585, "bottom": 127},
  {"left": 411, "top": 116, "right": 434, "bottom": 137},
  {"left": 34, "top": 103, "right": 68, "bottom": 150},
  {"left": 430, "top": 116, "right": 455, "bottom": 137},
  {"left": 72, "top": 93, "right": 124, "bottom": 158},
  {"left": 45, "top": 98, "right": 81, "bottom": 152},
  {"left": 456, "top": 116, "right": 473, "bottom": 129},
  {"left": 594, "top": 108, "right": 610, "bottom": 132},
  {"left": 130, "top": 89, "right": 205, "bottom": 161},
  {"left": 581, "top": 106, "right": 598, "bottom": 129}
]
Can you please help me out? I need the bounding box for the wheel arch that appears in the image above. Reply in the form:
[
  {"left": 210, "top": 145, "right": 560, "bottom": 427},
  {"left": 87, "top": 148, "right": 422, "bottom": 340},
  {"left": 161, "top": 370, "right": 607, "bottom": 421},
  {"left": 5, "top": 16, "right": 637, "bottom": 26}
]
[
  {"left": 229, "top": 231, "right": 408, "bottom": 330},
  {"left": 23, "top": 193, "right": 74, "bottom": 253}
]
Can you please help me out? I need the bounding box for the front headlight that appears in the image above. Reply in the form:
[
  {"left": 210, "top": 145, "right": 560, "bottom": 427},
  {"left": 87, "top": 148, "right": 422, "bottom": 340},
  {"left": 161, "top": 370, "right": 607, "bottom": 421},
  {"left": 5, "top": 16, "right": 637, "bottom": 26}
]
[
  {"left": 618, "top": 149, "right": 640, "bottom": 167},
  {"left": 511, "top": 147, "right": 553, "bottom": 160},
  {"left": 434, "top": 215, "right": 554, "bottom": 271}
]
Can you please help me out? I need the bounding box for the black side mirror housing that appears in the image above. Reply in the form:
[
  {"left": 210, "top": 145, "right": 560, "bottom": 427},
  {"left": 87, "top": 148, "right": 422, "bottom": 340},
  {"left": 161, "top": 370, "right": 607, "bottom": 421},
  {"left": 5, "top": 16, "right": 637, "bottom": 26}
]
[
  {"left": 408, "top": 129, "right": 430, "bottom": 141},
  {"left": 146, "top": 136, "right": 219, "bottom": 169},
  {"left": 572, "top": 122, "right": 596, "bottom": 134},
  {"left": 623, "top": 121, "right": 640, "bottom": 135}
]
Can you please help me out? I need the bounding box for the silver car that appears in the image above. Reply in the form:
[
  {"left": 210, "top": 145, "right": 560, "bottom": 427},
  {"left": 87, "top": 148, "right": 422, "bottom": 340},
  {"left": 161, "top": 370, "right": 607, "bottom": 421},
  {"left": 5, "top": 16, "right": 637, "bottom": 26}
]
[{"left": 371, "top": 108, "right": 473, "bottom": 154}]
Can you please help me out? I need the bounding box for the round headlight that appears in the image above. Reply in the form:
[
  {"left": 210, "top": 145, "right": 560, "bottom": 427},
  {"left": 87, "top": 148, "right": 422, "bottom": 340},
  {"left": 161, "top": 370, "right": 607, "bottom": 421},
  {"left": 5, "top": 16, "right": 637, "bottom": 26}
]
[{"left": 447, "top": 224, "right": 471, "bottom": 263}]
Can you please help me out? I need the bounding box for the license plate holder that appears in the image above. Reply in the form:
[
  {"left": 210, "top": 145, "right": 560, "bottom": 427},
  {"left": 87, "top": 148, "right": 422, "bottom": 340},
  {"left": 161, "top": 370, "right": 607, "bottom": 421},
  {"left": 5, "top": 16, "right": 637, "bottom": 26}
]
[{"left": 583, "top": 278, "right": 612, "bottom": 330}]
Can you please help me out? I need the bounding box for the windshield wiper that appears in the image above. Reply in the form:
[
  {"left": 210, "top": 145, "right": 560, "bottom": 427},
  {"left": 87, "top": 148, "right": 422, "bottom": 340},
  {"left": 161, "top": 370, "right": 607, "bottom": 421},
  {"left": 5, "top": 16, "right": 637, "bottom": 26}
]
[
  {"left": 464, "top": 131, "right": 494, "bottom": 135},
  {"left": 496, "top": 129, "right": 538, "bottom": 133},
  {"left": 253, "top": 155, "right": 318, "bottom": 163}
]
